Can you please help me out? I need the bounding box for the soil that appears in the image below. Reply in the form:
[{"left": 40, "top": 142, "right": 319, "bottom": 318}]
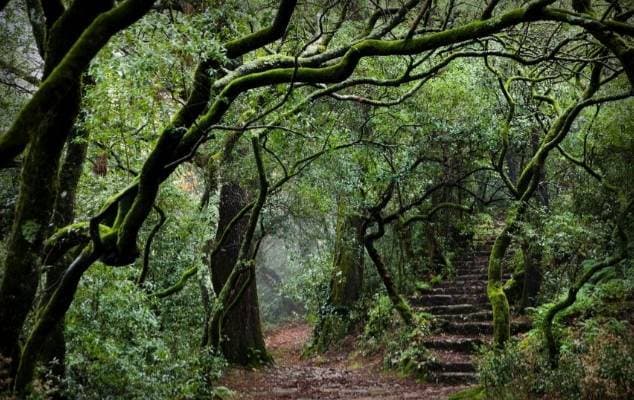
[{"left": 219, "top": 322, "right": 470, "bottom": 399}]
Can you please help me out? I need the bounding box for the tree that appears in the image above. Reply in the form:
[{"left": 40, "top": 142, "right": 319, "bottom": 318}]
[{"left": 1, "top": 0, "right": 633, "bottom": 395}]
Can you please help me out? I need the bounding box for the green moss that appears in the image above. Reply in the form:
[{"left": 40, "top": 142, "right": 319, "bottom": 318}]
[
  {"left": 154, "top": 266, "right": 198, "bottom": 298},
  {"left": 448, "top": 387, "right": 486, "bottom": 400},
  {"left": 488, "top": 283, "right": 511, "bottom": 346}
]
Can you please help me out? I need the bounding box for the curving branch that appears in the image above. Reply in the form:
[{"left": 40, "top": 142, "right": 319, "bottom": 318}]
[
  {"left": 542, "top": 197, "right": 631, "bottom": 367},
  {"left": 0, "top": 0, "right": 156, "bottom": 165},
  {"left": 153, "top": 265, "right": 198, "bottom": 298},
  {"left": 137, "top": 206, "right": 167, "bottom": 287}
]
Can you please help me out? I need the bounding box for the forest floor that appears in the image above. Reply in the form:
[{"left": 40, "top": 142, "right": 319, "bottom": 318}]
[{"left": 220, "top": 322, "right": 470, "bottom": 399}]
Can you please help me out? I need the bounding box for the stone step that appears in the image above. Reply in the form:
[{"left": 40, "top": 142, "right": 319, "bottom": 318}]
[
  {"left": 428, "top": 361, "right": 475, "bottom": 373},
  {"left": 455, "top": 272, "right": 512, "bottom": 280},
  {"left": 414, "top": 294, "right": 489, "bottom": 306},
  {"left": 423, "top": 335, "right": 485, "bottom": 352},
  {"left": 428, "top": 372, "right": 478, "bottom": 385},
  {"left": 454, "top": 265, "right": 487, "bottom": 271},
  {"left": 454, "top": 265, "right": 486, "bottom": 270},
  {"left": 435, "top": 280, "right": 487, "bottom": 288},
  {"left": 455, "top": 256, "right": 489, "bottom": 262},
  {"left": 419, "top": 286, "right": 487, "bottom": 296},
  {"left": 453, "top": 273, "right": 488, "bottom": 281},
  {"left": 441, "top": 320, "right": 532, "bottom": 335},
  {"left": 427, "top": 351, "right": 475, "bottom": 373},
  {"left": 420, "top": 303, "right": 489, "bottom": 315},
  {"left": 435, "top": 310, "right": 493, "bottom": 322}
]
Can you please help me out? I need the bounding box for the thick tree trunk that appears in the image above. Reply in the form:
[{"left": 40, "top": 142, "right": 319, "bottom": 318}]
[
  {"left": 207, "top": 181, "right": 267, "bottom": 365},
  {"left": 0, "top": 82, "right": 81, "bottom": 379},
  {"left": 40, "top": 127, "right": 88, "bottom": 396},
  {"left": 0, "top": 1, "right": 137, "bottom": 383},
  {"left": 329, "top": 206, "right": 365, "bottom": 311},
  {"left": 313, "top": 203, "right": 365, "bottom": 350}
]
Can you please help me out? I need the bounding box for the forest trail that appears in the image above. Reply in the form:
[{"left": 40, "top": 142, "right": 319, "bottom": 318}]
[
  {"left": 220, "top": 239, "right": 531, "bottom": 399},
  {"left": 220, "top": 322, "right": 470, "bottom": 399}
]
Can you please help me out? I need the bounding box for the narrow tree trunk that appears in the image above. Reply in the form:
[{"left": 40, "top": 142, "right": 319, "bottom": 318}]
[
  {"left": 207, "top": 181, "right": 267, "bottom": 365},
  {"left": 365, "top": 219, "right": 414, "bottom": 326},
  {"left": 487, "top": 225, "right": 512, "bottom": 346}
]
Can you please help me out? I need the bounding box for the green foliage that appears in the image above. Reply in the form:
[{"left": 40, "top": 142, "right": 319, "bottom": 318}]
[
  {"left": 274, "top": 248, "right": 332, "bottom": 324},
  {"left": 479, "top": 270, "right": 634, "bottom": 400},
  {"left": 362, "top": 294, "right": 398, "bottom": 347},
  {"left": 361, "top": 295, "right": 433, "bottom": 377},
  {"left": 448, "top": 387, "right": 487, "bottom": 400},
  {"left": 0, "top": 1, "right": 37, "bottom": 131},
  {"left": 1, "top": 0, "right": 633, "bottom": 396},
  {"left": 383, "top": 317, "right": 432, "bottom": 377},
  {"left": 64, "top": 264, "right": 226, "bottom": 399},
  {"left": 430, "top": 274, "right": 443, "bottom": 286},
  {"left": 415, "top": 281, "right": 431, "bottom": 292},
  {"left": 309, "top": 313, "right": 352, "bottom": 353}
]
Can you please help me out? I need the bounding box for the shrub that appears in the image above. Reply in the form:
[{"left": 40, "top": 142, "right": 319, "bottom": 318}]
[
  {"left": 361, "top": 295, "right": 433, "bottom": 377},
  {"left": 477, "top": 316, "right": 633, "bottom": 400}
]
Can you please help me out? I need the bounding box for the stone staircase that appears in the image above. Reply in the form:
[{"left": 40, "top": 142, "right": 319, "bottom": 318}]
[{"left": 411, "top": 238, "right": 531, "bottom": 384}]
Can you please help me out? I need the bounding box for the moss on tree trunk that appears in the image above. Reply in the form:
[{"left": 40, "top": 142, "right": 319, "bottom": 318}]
[
  {"left": 313, "top": 202, "right": 365, "bottom": 350},
  {"left": 207, "top": 181, "right": 268, "bottom": 366},
  {"left": 0, "top": 82, "right": 81, "bottom": 379}
]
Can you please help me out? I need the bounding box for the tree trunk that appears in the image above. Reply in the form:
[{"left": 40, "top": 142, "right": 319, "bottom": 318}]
[
  {"left": 207, "top": 181, "right": 267, "bottom": 366},
  {"left": 487, "top": 225, "right": 512, "bottom": 346},
  {"left": 313, "top": 202, "right": 365, "bottom": 350},
  {"left": 519, "top": 241, "right": 541, "bottom": 312},
  {"left": 0, "top": 81, "right": 81, "bottom": 379},
  {"left": 365, "top": 229, "right": 414, "bottom": 326},
  {"left": 329, "top": 206, "right": 365, "bottom": 311},
  {"left": 40, "top": 126, "right": 88, "bottom": 396}
]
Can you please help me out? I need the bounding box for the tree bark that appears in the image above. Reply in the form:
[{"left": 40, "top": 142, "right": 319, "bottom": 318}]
[
  {"left": 328, "top": 204, "right": 365, "bottom": 311},
  {"left": 365, "top": 217, "right": 414, "bottom": 326},
  {"left": 519, "top": 241, "right": 541, "bottom": 312},
  {"left": 37, "top": 126, "right": 88, "bottom": 396},
  {"left": 313, "top": 202, "right": 365, "bottom": 350},
  {"left": 207, "top": 181, "right": 267, "bottom": 365},
  {"left": 0, "top": 1, "right": 154, "bottom": 385}
]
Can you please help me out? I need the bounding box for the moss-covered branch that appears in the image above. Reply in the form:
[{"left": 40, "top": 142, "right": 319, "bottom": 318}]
[
  {"left": 364, "top": 217, "right": 414, "bottom": 326},
  {"left": 153, "top": 265, "right": 198, "bottom": 298},
  {"left": 485, "top": 61, "right": 629, "bottom": 346},
  {"left": 0, "top": 0, "right": 156, "bottom": 166},
  {"left": 542, "top": 197, "right": 631, "bottom": 367},
  {"left": 14, "top": 246, "right": 101, "bottom": 393},
  {"left": 223, "top": 0, "right": 297, "bottom": 58},
  {"left": 177, "top": 7, "right": 538, "bottom": 156}
]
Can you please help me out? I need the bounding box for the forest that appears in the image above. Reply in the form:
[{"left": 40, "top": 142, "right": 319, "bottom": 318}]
[{"left": 0, "top": 0, "right": 632, "bottom": 399}]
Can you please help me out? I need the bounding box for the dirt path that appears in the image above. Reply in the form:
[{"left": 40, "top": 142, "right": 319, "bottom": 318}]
[{"left": 220, "top": 323, "right": 469, "bottom": 399}]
